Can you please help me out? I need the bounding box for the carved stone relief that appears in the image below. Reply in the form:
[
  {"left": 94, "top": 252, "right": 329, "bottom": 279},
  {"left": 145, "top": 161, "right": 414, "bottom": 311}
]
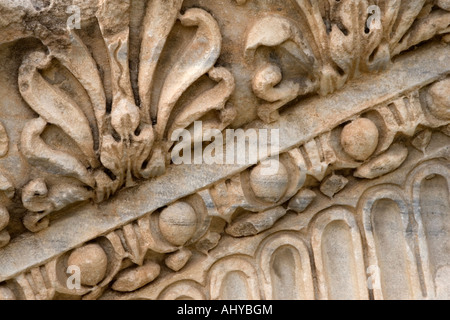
[{"left": 0, "top": 0, "right": 448, "bottom": 300}]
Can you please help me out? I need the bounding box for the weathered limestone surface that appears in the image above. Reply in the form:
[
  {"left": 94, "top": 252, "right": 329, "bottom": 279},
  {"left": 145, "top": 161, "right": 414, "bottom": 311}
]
[{"left": 0, "top": 0, "right": 449, "bottom": 300}]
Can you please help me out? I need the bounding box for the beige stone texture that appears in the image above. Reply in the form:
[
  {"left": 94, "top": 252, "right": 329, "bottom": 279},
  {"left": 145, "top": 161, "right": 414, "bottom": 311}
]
[{"left": 0, "top": 0, "right": 448, "bottom": 301}]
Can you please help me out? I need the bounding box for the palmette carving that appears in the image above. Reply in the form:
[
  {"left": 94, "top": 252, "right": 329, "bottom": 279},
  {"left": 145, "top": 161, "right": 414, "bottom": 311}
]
[
  {"left": 245, "top": 0, "right": 450, "bottom": 122},
  {"left": 15, "top": 1, "right": 235, "bottom": 232},
  {"left": 0, "top": 0, "right": 444, "bottom": 239},
  {"left": 0, "top": 0, "right": 449, "bottom": 300}
]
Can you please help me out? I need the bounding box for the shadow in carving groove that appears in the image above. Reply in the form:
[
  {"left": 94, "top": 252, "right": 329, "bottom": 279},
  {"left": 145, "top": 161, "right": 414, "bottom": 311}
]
[{"left": 420, "top": 175, "right": 450, "bottom": 299}]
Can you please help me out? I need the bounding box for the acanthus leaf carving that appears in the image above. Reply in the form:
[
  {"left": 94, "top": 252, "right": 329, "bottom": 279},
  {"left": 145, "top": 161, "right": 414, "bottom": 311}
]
[
  {"left": 4, "top": 0, "right": 447, "bottom": 237},
  {"left": 0, "top": 0, "right": 448, "bottom": 300},
  {"left": 48, "top": 30, "right": 107, "bottom": 143},
  {"left": 167, "top": 66, "right": 236, "bottom": 147},
  {"left": 19, "top": 52, "right": 99, "bottom": 170},
  {"left": 138, "top": 0, "right": 184, "bottom": 125},
  {"left": 20, "top": 117, "right": 95, "bottom": 188},
  {"left": 14, "top": 1, "right": 236, "bottom": 232},
  {"left": 152, "top": 8, "right": 223, "bottom": 142},
  {"left": 246, "top": 0, "right": 450, "bottom": 123},
  {"left": 0, "top": 69, "right": 449, "bottom": 301},
  {"left": 22, "top": 178, "right": 94, "bottom": 232}
]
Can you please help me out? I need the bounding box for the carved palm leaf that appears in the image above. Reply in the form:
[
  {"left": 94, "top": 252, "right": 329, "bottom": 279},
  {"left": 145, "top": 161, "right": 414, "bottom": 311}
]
[
  {"left": 139, "top": 2, "right": 235, "bottom": 148},
  {"left": 16, "top": 0, "right": 236, "bottom": 232},
  {"left": 246, "top": 0, "right": 450, "bottom": 122}
]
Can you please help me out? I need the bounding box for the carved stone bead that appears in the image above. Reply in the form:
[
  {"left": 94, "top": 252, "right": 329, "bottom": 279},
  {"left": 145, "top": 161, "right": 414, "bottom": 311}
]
[
  {"left": 428, "top": 78, "right": 450, "bottom": 120},
  {"left": 355, "top": 144, "right": 409, "bottom": 179},
  {"left": 437, "top": 0, "right": 450, "bottom": 10},
  {"left": 159, "top": 202, "right": 197, "bottom": 246},
  {"left": 341, "top": 118, "right": 379, "bottom": 161},
  {"left": 165, "top": 248, "right": 192, "bottom": 272},
  {"left": 225, "top": 206, "right": 287, "bottom": 237},
  {"left": 249, "top": 159, "right": 289, "bottom": 203},
  {"left": 0, "top": 230, "right": 10, "bottom": 249},
  {"left": 288, "top": 189, "right": 316, "bottom": 213},
  {"left": 112, "top": 261, "right": 160, "bottom": 292},
  {"left": 67, "top": 243, "right": 108, "bottom": 287},
  {"left": 0, "top": 0, "right": 449, "bottom": 302}
]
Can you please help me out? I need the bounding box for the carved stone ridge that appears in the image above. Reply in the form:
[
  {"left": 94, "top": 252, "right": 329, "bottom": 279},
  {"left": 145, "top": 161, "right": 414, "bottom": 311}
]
[{"left": 0, "top": 0, "right": 449, "bottom": 300}]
